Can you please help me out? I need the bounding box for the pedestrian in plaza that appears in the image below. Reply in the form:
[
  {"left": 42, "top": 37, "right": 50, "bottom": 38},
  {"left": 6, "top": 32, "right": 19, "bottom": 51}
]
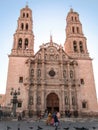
[
  {"left": 56, "top": 111, "right": 60, "bottom": 119},
  {"left": 18, "top": 113, "right": 22, "bottom": 121},
  {"left": 46, "top": 112, "right": 52, "bottom": 125},
  {"left": 56, "top": 111, "right": 61, "bottom": 125},
  {"left": 53, "top": 112, "right": 59, "bottom": 128},
  {"left": 44, "top": 109, "right": 48, "bottom": 118},
  {"left": 0, "top": 110, "right": 3, "bottom": 120}
]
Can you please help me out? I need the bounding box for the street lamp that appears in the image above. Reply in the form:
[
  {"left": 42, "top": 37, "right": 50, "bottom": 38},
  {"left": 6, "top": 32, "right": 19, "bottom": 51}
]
[{"left": 10, "top": 88, "right": 20, "bottom": 117}]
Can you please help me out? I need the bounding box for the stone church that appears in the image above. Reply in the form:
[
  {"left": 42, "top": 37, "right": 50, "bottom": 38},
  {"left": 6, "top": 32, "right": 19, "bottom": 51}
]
[{"left": 5, "top": 5, "right": 98, "bottom": 116}]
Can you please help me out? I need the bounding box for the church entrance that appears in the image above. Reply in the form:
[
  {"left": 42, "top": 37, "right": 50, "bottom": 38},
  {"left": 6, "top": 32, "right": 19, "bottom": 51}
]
[{"left": 46, "top": 93, "right": 59, "bottom": 113}]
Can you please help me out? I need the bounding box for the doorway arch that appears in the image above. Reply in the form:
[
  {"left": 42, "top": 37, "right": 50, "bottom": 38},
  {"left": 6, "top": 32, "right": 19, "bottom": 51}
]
[{"left": 46, "top": 93, "right": 59, "bottom": 113}]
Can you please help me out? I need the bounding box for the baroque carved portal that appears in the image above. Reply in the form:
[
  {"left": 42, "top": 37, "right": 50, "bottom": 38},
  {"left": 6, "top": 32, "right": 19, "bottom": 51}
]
[{"left": 46, "top": 93, "right": 59, "bottom": 113}]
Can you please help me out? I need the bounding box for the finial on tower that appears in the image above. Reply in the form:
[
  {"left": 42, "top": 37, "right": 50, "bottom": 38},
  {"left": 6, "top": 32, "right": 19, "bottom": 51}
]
[
  {"left": 26, "top": 1, "right": 29, "bottom": 8},
  {"left": 50, "top": 33, "right": 53, "bottom": 45},
  {"left": 69, "top": 5, "right": 73, "bottom": 12}
]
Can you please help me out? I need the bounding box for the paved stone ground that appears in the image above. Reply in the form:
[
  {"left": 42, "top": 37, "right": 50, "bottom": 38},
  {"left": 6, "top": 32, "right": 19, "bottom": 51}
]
[{"left": 0, "top": 117, "right": 98, "bottom": 130}]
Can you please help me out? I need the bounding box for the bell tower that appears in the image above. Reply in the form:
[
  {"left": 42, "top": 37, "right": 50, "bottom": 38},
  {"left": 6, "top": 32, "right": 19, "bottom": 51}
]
[
  {"left": 5, "top": 5, "right": 34, "bottom": 110},
  {"left": 11, "top": 5, "right": 34, "bottom": 56},
  {"left": 64, "top": 8, "right": 89, "bottom": 58},
  {"left": 64, "top": 8, "right": 98, "bottom": 114}
]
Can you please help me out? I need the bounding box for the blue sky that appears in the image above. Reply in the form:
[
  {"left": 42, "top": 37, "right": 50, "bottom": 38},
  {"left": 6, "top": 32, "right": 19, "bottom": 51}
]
[{"left": 0, "top": 0, "right": 98, "bottom": 98}]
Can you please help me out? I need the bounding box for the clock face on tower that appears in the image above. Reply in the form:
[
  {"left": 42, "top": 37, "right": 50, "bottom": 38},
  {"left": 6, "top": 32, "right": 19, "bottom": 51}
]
[{"left": 49, "top": 69, "right": 55, "bottom": 77}]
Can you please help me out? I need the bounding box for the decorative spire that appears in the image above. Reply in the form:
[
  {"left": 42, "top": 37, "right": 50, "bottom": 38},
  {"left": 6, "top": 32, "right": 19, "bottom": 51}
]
[
  {"left": 50, "top": 34, "right": 52, "bottom": 42},
  {"left": 69, "top": 5, "right": 73, "bottom": 12},
  {"left": 70, "top": 8, "right": 73, "bottom": 12},
  {"left": 26, "top": 1, "right": 29, "bottom": 8},
  {"left": 50, "top": 34, "right": 53, "bottom": 45}
]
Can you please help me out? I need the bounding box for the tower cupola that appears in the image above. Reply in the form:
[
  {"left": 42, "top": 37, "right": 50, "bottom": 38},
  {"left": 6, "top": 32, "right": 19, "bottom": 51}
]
[
  {"left": 64, "top": 8, "right": 89, "bottom": 58},
  {"left": 11, "top": 5, "right": 34, "bottom": 56}
]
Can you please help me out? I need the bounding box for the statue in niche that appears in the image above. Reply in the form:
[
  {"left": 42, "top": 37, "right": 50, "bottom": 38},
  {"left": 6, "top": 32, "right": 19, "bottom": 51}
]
[
  {"left": 37, "top": 69, "right": 41, "bottom": 77},
  {"left": 29, "top": 96, "right": 33, "bottom": 105},
  {"left": 72, "top": 96, "right": 75, "bottom": 105},
  {"left": 63, "top": 70, "right": 66, "bottom": 78},
  {"left": 31, "top": 69, "right": 34, "bottom": 76},
  {"left": 65, "top": 96, "right": 68, "bottom": 105},
  {"left": 37, "top": 96, "right": 41, "bottom": 105},
  {"left": 70, "top": 70, "right": 73, "bottom": 78}
]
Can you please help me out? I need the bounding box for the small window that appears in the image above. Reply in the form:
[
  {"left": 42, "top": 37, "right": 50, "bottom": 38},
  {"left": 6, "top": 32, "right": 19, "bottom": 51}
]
[
  {"left": 27, "top": 13, "right": 29, "bottom": 17},
  {"left": 71, "top": 16, "right": 73, "bottom": 21},
  {"left": 82, "top": 102, "right": 87, "bottom": 108},
  {"left": 18, "top": 38, "right": 22, "bottom": 49},
  {"left": 80, "top": 78, "right": 84, "bottom": 84},
  {"left": 79, "top": 41, "right": 84, "bottom": 53},
  {"left": 75, "top": 17, "right": 77, "bottom": 21},
  {"left": 19, "top": 77, "right": 23, "bottom": 83},
  {"left": 72, "top": 26, "right": 75, "bottom": 33},
  {"left": 49, "top": 69, "right": 55, "bottom": 77},
  {"left": 21, "top": 23, "right": 24, "bottom": 30},
  {"left": 24, "top": 39, "right": 28, "bottom": 49},
  {"left": 26, "top": 23, "right": 28, "bottom": 30},
  {"left": 73, "top": 41, "right": 77, "bottom": 52},
  {"left": 23, "top": 13, "right": 25, "bottom": 17},
  {"left": 77, "top": 27, "right": 79, "bottom": 33},
  {"left": 18, "top": 102, "right": 22, "bottom": 107}
]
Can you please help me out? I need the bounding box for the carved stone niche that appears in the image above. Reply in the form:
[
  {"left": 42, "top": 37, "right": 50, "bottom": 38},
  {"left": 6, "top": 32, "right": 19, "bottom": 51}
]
[
  {"left": 37, "top": 96, "right": 41, "bottom": 105},
  {"left": 64, "top": 84, "right": 68, "bottom": 89}
]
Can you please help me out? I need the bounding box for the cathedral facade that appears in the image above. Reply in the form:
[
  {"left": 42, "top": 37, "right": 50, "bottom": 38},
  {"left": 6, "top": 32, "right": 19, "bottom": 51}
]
[{"left": 5, "top": 5, "right": 98, "bottom": 116}]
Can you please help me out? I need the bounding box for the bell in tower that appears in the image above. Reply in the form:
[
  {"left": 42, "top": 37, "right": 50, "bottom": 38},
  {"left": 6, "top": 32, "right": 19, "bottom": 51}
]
[
  {"left": 64, "top": 8, "right": 89, "bottom": 59},
  {"left": 11, "top": 5, "right": 34, "bottom": 56}
]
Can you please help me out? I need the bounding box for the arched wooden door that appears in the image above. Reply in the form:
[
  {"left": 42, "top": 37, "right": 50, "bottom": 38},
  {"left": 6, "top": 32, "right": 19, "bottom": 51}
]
[{"left": 46, "top": 93, "right": 59, "bottom": 113}]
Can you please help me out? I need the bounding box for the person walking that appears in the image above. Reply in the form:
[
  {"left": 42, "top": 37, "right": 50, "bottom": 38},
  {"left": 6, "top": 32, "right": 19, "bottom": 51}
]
[
  {"left": 46, "top": 112, "right": 52, "bottom": 125},
  {"left": 53, "top": 112, "right": 59, "bottom": 129}
]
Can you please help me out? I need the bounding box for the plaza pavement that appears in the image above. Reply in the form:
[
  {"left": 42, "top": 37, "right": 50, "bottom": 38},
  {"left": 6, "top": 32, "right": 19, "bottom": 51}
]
[{"left": 0, "top": 117, "right": 98, "bottom": 130}]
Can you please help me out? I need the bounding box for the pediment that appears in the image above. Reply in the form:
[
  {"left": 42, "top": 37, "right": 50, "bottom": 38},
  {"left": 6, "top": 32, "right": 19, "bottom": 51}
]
[{"left": 34, "top": 42, "right": 70, "bottom": 60}]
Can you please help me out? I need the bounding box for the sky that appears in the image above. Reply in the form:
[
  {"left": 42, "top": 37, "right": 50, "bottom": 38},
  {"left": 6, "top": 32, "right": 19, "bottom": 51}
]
[{"left": 0, "top": 0, "right": 98, "bottom": 98}]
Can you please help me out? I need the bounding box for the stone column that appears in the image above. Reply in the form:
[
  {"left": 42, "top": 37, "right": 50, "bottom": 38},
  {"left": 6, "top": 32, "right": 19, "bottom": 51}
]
[
  {"left": 69, "top": 84, "right": 73, "bottom": 111},
  {"left": 41, "top": 48, "right": 45, "bottom": 114},
  {"left": 73, "top": 62, "right": 79, "bottom": 111},
  {"left": 33, "top": 62, "right": 37, "bottom": 114},
  {"left": 26, "top": 58, "right": 31, "bottom": 111},
  {"left": 33, "top": 87, "right": 37, "bottom": 114},
  {"left": 41, "top": 88, "right": 45, "bottom": 114},
  {"left": 61, "top": 87, "right": 65, "bottom": 115},
  {"left": 22, "top": 39, "right": 25, "bottom": 49}
]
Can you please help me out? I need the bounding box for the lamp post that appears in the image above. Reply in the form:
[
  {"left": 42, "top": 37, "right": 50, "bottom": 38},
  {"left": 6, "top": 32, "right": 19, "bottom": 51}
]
[{"left": 10, "top": 88, "right": 20, "bottom": 117}]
